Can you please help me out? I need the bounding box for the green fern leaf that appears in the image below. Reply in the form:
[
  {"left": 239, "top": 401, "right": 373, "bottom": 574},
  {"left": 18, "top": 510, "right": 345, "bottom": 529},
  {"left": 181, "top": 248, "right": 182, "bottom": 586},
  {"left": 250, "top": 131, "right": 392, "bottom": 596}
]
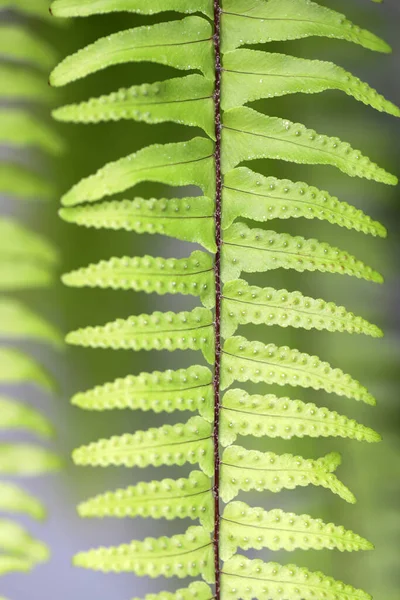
[
  {"left": 221, "top": 336, "right": 374, "bottom": 404},
  {"left": 50, "top": 0, "right": 213, "bottom": 18},
  {"left": 62, "top": 252, "right": 215, "bottom": 308},
  {"left": 67, "top": 307, "right": 215, "bottom": 363},
  {"left": 0, "top": 261, "right": 54, "bottom": 290},
  {"left": 78, "top": 470, "right": 214, "bottom": 530},
  {"left": 221, "top": 0, "right": 391, "bottom": 53},
  {"left": 0, "top": 444, "right": 61, "bottom": 475},
  {"left": 220, "top": 389, "right": 380, "bottom": 446},
  {"left": 50, "top": 17, "right": 213, "bottom": 87},
  {"left": 71, "top": 365, "right": 213, "bottom": 421},
  {"left": 0, "top": 299, "right": 62, "bottom": 346},
  {"left": 0, "top": 219, "right": 58, "bottom": 265},
  {"left": 0, "top": 483, "right": 45, "bottom": 520},
  {"left": 73, "top": 416, "right": 214, "bottom": 476},
  {"left": 53, "top": 75, "right": 215, "bottom": 138},
  {"left": 221, "top": 556, "right": 371, "bottom": 600},
  {"left": 0, "top": 164, "right": 54, "bottom": 201},
  {"left": 0, "top": 111, "right": 63, "bottom": 154},
  {"left": 220, "top": 501, "right": 372, "bottom": 559},
  {"left": 131, "top": 583, "right": 214, "bottom": 600},
  {"left": 221, "top": 279, "right": 383, "bottom": 338},
  {"left": 222, "top": 223, "right": 382, "bottom": 283},
  {"left": 0, "top": 0, "right": 51, "bottom": 18},
  {"left": 0, "top": 520, "right": 48, "bottom": 564},
  {"left": 0, "top": 349, "right": 54, "bottom": 392},
  {"left": 61, "top": 137, "right": 215, "bottom": 206},
  {"left": 74, "top": 525, "right": 215, "bottom": 582},
  {"left": 222, "top": 49, "right": 400, "bottom": 115},
  {"left": 0, "top": 65, "right": 51, "bottom": 103},
  {"left": 0, "top": 397, "right": 53, "bottom": 438},
  {"left": 222, "top": 167, "right": 386, "bottom": 236},
  {"left": 60, "top": 196, "right": 217, "bottom": 252},
  {"left": 220, "top": 446, "right": 355, "bottom": 503},
  {"left": 0, "top": 25, "right": 56, "bottom": 69},
  {"left": 0, "top": 555, "right": 32, "bottom": 576},
  {"left": 222, "top": 107, "right": 397, "bottom": 184}
]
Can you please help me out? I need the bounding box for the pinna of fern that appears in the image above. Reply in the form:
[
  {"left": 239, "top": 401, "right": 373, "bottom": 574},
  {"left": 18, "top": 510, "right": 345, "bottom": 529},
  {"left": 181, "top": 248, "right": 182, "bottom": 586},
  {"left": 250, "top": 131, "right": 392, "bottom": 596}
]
[
  {"left": 50, "top": 0, "right": 398, "bottom": 599},
  {"left": 0, "top": 0, "right": 62, "bottom": 583}
]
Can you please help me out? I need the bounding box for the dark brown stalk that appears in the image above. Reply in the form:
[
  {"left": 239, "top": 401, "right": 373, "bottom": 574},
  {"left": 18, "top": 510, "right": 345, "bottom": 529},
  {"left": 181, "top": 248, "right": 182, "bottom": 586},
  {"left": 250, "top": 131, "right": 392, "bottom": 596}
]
[{"left": 212, "top": 0, "right": 223, "bottom": 598}]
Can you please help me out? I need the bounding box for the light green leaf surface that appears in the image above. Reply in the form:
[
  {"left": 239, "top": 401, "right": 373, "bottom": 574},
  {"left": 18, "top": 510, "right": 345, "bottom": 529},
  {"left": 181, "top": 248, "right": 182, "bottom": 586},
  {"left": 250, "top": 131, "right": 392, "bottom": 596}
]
[
  {"left": 222, "top": 107, "right": 397, "bottom": 184},
  {"left": 71, "top": 365, "right": 213, "bottom": 421},
  {"left": 221, "top": 446, "right": 354, "bottom": 503},
  {"left": 0, "top": 519, "right": 48, "bottom": 563},
  {"left": 0, "top": 111, "right": 63, "bottom": 154},
  {"left": 0, "top": 261, "right": 54, "bottom": 290},
  {"left": 220, "top": 389, "right": 381, "bottom": 446},
  {"left": 0, "top": 65, "right": 51, "bottom": 103},
  {"left": 222, "top": 223, "right": 382, "bottom": 283},
  {"left": 50, "top": 17, "right": 214, "bottom": 87},
  {"left": 74, "top": 526, "right": 215, "bottom": 582},
  {"left": 60, "top": 196, "right": 216, "bottom": 252},
  {"left": 221, "top": 279, "right": 383, "bottom": 338},
  {"left": 0, "top": 555, "right": 32, "bottom": 576},
  {"left": 222, "top": 49, "right": 400, "bottom": 115},
  {"left": 50, "top": 0, "right": 213, "bottom": 18},
  {"left": 0, "top": 482, "right": 45, "bottom": 520},
  {"left": 221, "top": 556, "right": 371, "bottom": 600},
  {"left": 0, "top": 164, "right": 54, "bottom": 201},
  {"left": 221, "top": 336, "right": 375, "bottom": 405},
  {"left": 0, "top": 25, "right": 56, "bottom": 69},
  {"left": 0, "top": 0, "right": 51, "bottom": 18},
  {"left": 220, "top": 501, "right": 372, "bottom": 559},
  {"left": 0, "top": 397, "right": 53, "bottom": 437},
  {"left": 221, "top": 0, "right": 390, "bottom": 53},
  {"left": 0, "top": 219, "right": 58, "bottom": 265},
  {"left": 73, "top": 416, "right": 213, "bottom": 476},
  {"left": 78, "top": 470, "right": 213, "bottom": 530},
  {"left": 0, "top": 298, "right": 62, "bottom": 346},
  {"left": 0, "top": 349, "right": 54, "bottom": 392},
  {"left": 222, "top": 167, "right": 386, "bottom": 236},
  {"left": 61, "top": 137, "right": 215, "bottom": 206},
  {"left": 0, "top": 444, "right": 61, "bottom": 476},
  {"left": 53, "top": 75, "right": 215, "bottom": 138}
]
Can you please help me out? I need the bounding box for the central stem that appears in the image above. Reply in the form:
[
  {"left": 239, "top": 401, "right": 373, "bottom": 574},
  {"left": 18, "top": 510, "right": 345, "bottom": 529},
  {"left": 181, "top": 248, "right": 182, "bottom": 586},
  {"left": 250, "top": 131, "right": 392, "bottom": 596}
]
[{"left": 212, "top": 1, "right": 223, "bottom": 598}]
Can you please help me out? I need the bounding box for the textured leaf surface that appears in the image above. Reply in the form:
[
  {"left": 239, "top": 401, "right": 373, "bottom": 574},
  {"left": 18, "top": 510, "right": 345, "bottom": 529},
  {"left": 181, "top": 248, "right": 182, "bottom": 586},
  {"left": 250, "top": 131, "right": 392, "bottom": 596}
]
[
  {"left": 0, "top": 444, "right": 61, "bottom": 475},
  {"left": 73, "top": 416, "right": 213, "bottom": 476},
  {"left": 0, "top": 111, "right": 63, "bottom": 154},
  {"left": 221, "top": 556, "right": 371, "bottom": 600},
  {"left": 0, "top": 349, "right": 54, "bottom": 392},
  {"left": 50, "top": 0, "right": 213, "bottom": 18},
  {"left": 67, "top": 307, "right": 215, "bottom": 364},
  {"left": 78, "top": 470, "right": 213, "bottom": 530},
  {"left": 220, "top": 501, "right": 372, "bottom": 559},
  {"left": 221, "top": 336, "right": 375, "bottom": 405},
  {"left": 0, "top": 164, "right": 54, "bottom": 201},
  {"left": 220, "top": 389, "right": 380, "bottom": 446},
  {"left": 0, "top": 483, "right": 45, "bottom": 520},
  {"left": 222, "top": 167, "right": 387, "bottom": 236},
  {"left": 0, "top": 397, "right": 53, "bottom": 437},
  {"left": 71, "top": 365, "right": 213, "bottom": 421},
  {"left": 0, "top": 219, "right": 58, "bottom": 265},
  {"left": 222, "top": 49, "right": 400, "bottom": 115},
  {"left": 63, "top": 252, "right": 215, "bottom": 309},
  {"left": 131, "top": 582, "right": 213, "bottom": 600},
  {"left": 53, "top": 75, "right": 215, "bottom": 138},
  {"left": 222, "top": 223, "right": 382, "bottom": 283},
  {"left": 0, "top": 299, "right": 62, "bottom": 346},
  {"left": 0, "top": 65, "right": 51, "bottom": 103},
  {"left": 61, "top": 137, "right": 215, "bottom": 206},
  {"left": 0, "top": 520, "right": 48, "bottom": 563},
  {"left": 74, "top": 525, "right": 215, "bottom": 582},
  {"left": 222, "top": 107, "right": 397, "bottom": 184},
  {"left": 60, "top": 196, "right": 216, "bottom": 252},
  {"left": 0, "top": 26, "right": 56, "bottom": 69},
  {"left": 220, "top": 446, "right": 355, "bottom": 503},
  {"left": 221, "top": 0, "right": 390, "bottom": 53},
  {"left": 221, "top": 279, "right": 383, "bottom": 338},
  {"left": 50, "top": 17, "right": 214, "bottom": 87}
]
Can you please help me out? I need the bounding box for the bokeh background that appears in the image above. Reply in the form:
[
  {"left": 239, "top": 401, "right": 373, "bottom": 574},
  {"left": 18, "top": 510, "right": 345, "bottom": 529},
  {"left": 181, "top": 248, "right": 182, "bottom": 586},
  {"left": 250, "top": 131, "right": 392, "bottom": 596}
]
[{"left": 1, "top": 0, "right": 399, "bottom": 598}]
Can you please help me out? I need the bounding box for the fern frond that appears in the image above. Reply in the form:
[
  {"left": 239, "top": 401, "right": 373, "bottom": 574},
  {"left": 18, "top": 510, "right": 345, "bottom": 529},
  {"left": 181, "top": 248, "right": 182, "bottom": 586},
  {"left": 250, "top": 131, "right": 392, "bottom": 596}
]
[
  {"left": 0, "top": 397, "right": 53, "bottom": 437},
  {"left": 222, "top": 223, "right": 383, "bottom": 283},
  {"left": 74, "top": 526, "right": 215, "bottom": 582},
  {"left": 221, "top": 0, "right": 391, "bottom": 53},
  {"left": 221, "top": 556, "right": 371, "bottom": 600},
  {"left": 220, "top": 389, "right": 380, "bottom": 445},
  {"left": 0, "top": 483, "right": 45, "bottom": 520},
  {"left": 78, "top": 470, "right": 214, "bottom": 530},
  {"left": 0, "top": 444, "right": 61, "bottom": 475},
  {"left": 71, "top": 365, "right": 213, "bottom": 421},
  {"left": 0, "top": 25, "right": 56, "bottom": 69},
  {"left": 222, "top": 167, "right": 386, "bottom": 236},
  {"left": 220, "top": 501, "right": 372, "bottom": 559},
  {"left": 221, "top": 336, "right": 375, "bottom": 404},
  {"left": 0, "top": 110, "right": 63, "bottom": 154},
  {"left": 220, "top": 446, "right": 355, "bottom": 503},
  {"left": 67, "top": 307, "right": 215, "bottom": 363},
  {"left": 60, "top": 197, "right": 217, "bottom": 252},
  {"left": 60, "top": 138, "right": 215, "bottom": 206},
  {"left": 221, "top": 280, "right": 383, "bottom": 338},
  {"left": 0, "top": 163, "right": 54, "bottom": 201},
  {"left": 0, "top": 65, "right": 51, "bottom": 103},
  {"left": 0, "top": 219, "right": 58, "bottom": 265},
  {"left": 50, "top": 0, "right": 213, "bottom": 18},
  {"left": 0, "top": 299, "right": 62, "bottom": 347},
  {"left": 73, "top": 416, "right": 213, "bottom": 476},
  {"left": 0, "top": 520, "right": 48, "bottom": 564},
  {"left": 0, "top": 556, "right": 32, "bottom": 576},
  {"left": 222, "top": 107, "right": 397, "bottom": 184},
  {"left": 0, "top": 348, "right": 54, "bottom": 392}
]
